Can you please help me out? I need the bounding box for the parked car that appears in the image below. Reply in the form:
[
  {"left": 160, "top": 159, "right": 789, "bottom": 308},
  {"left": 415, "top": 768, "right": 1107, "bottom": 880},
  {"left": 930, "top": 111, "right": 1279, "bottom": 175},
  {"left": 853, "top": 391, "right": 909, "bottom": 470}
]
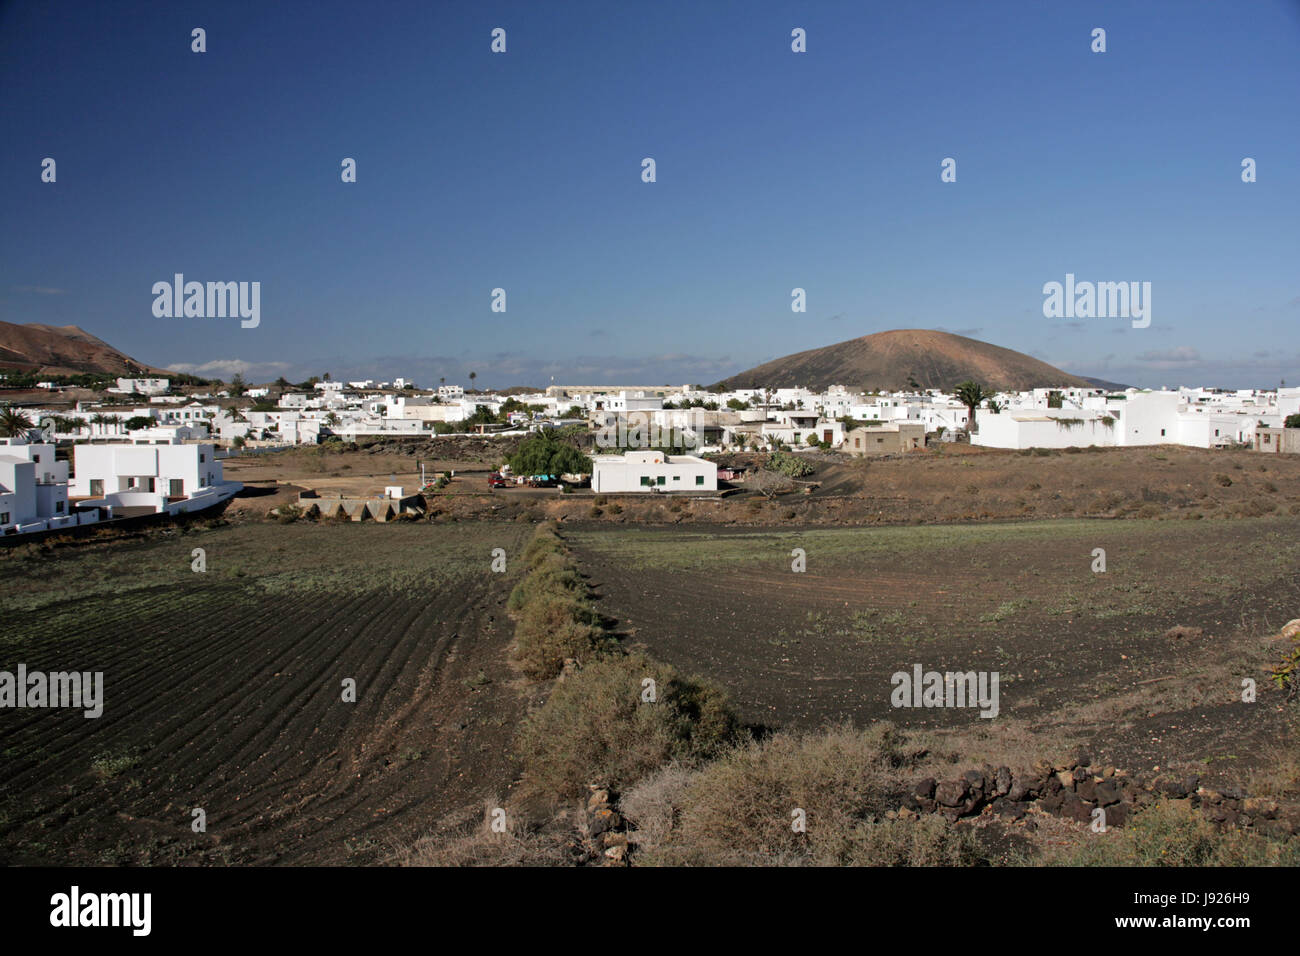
[{"left": 488, "top": 472, "right": 508, "bottom": 488}]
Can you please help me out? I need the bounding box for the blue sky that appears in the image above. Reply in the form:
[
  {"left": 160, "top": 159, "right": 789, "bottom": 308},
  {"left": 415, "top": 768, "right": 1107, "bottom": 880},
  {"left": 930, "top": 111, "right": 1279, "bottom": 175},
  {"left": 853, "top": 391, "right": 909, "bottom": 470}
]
[{"left": 2, "top": 0, "right": 1298, "bottom": 389}]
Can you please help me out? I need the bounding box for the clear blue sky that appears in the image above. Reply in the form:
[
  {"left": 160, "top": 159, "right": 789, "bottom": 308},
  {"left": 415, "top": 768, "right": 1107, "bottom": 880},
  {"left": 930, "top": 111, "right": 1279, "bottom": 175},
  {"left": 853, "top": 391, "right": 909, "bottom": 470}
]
[{"left": 2, "top": 0, "right": 1298, "bottom": 389}]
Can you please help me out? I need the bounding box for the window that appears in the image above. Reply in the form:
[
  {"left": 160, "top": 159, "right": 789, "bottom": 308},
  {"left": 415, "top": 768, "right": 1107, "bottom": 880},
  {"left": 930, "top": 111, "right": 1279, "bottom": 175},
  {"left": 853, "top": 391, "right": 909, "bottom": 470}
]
[
  {"left": 56, "top": 500, "right": 64, "bottom": 513},
  {"left": 672, "top": 475, "right": 680, "bottom": 481},
  {"left": 1160, "top": 429, "right": 1166, "bottom": 436},
  {"left": 656, "top": 476, "right": 665, "bottom": 486},
  {"left": 695, "top": 475, "right": 704, "bottom": 486},
  {"left": 0, "top": 512, "right": 9, "bottom": 524},
  {"left": 90, "top": 479, "right": 103, "bottom": 496},
  {"left": 199, "top": 453, "right": 205, "bottom": 463},
  {"left": 170, "top": 479, "right": 184, "bottom": 496},
  {"left": 33, "top": 454, "right": 41, "bottom": 463},
  {"left": 640, "top": 476, "right": 650, "bottom": 486}
]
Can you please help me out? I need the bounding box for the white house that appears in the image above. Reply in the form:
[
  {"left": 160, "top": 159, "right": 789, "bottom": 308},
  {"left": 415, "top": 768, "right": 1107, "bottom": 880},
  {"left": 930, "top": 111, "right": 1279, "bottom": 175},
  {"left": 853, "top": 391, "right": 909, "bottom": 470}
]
[
  {"left": 111, "top": 377, "right": 170, "bottom": 396},
  {"left": 590, "top": 450, "right": 718, "bottom": 493},
  {"left": 70, "top": 443, "right": 241, "bottom": 516},
  {"left": 0, "top": 440, "right": 80, "bottom": 534}
]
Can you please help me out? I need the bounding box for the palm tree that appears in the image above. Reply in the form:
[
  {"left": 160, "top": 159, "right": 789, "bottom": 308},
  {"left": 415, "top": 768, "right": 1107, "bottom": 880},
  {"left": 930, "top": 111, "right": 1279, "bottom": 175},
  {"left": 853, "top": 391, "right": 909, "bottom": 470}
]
[
  {"left": 0, "top": 406, "right": 34, "bottom": 438},
  {"left": 468, "top": 371, "right": 477, "bottom": 392},
  {"left": 89, "top": 412, "right": 124, "bottom": 440},
  {"left": 953, "top": 381, "right": 988, "bottom": 436},
  {"left": 56, "top": 415, "right": 87, "bottom": 436}
]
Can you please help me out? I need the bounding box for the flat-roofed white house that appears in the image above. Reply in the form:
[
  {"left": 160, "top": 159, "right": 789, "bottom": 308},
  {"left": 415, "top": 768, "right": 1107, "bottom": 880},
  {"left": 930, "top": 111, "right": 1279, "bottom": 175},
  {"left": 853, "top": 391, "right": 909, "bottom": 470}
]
[
  {"left": 590, "top": 450, "right": 718, "bottom": 493},
  {"left": 0, "top": 439, "right": 83, "bottom": 534},
  {"left": 70, "top": 442, "right": 241, "bottom": 516},
  {"left": 110, "top": 377, "right": 170, "bottom": 395}
]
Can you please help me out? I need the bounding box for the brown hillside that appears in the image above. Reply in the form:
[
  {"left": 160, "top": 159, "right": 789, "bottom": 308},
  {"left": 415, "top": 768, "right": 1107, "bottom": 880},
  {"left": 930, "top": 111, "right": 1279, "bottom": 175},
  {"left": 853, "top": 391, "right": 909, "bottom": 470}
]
[
  {"left": 0, "top": 321, "right": 172, "bottom": 376},
  {"left": 713, "top": 329, "right": 1091, "bottom": 392}
]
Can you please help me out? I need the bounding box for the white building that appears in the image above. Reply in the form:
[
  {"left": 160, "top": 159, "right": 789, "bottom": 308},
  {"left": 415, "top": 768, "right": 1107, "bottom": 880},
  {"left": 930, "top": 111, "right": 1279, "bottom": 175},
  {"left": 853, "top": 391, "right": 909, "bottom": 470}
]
[
  {"left": 0, "top": 440, "right": 80, "bottom": 534},
  {"left": 590, "top": 450, "right": 718, "bottom": 493},
  {"left": 111, "top": 377, "right": 170, "bottom": 396},
  {"left": 70, "top": 443, "right": 241, "bottom": 516}
]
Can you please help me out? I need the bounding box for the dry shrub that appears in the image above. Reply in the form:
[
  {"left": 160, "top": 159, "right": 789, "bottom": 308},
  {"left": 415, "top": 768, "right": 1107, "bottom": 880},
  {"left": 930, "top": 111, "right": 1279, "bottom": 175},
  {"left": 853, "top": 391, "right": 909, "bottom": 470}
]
[
  {"left": 1048, "top": 800, "right": 1299, "bottom": 867},
  {"left": 621, "top": 763, "right": 696, "bottom": 852},
  {"left": 394, "top": 799, "right": 578, "bottom": 867},
  {"left": 517, "top": 652, "right": 741, "bottom": 800},
  {"left": 841, "top": 814, "right": 983, "bottom": 866},
  {"left": 506, "top": 551, "right": 582, "bottom": 611},
  {"left": 636, "top": 722, "right": 976, "bottom": 866},
  {"left": 513, "top": 592, "right": 611, "bottom": 680}
]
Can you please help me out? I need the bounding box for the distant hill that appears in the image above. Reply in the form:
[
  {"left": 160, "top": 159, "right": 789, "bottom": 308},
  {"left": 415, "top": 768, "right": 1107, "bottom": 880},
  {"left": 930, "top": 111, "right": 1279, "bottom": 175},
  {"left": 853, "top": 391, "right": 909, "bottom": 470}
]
[
  {"left": 713, "top": 329, "right": 1093, "bottom": 393},
  {"left": 1080, "top": 375, "right": 1132, "bottom": 391},
  {"left": 0, "top": 321, "right": 172, "bottom": 377}
]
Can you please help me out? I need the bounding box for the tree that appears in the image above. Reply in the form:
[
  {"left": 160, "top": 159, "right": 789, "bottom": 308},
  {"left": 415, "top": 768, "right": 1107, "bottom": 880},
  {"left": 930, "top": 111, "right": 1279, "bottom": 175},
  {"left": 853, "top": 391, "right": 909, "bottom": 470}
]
[
  {"left": 125, "top": 416, "right": 155, "bottom": 431},
  {"left": 228, "top": 373, "right": 247, "bottom": 397},
  {"left": 751, "top": 469, "right": 794, "bottom": 499},
  {"left": 1286, "top": 414, "right": 1300, "bottom": 429},
  {"left": 953, "top": 381, "right": 988, "bottom": 436},
  {"left": 508, "top": 430, "right": 592, "bottom": 477},
  {"left": 0, "top": 406, "right": 34, "bottom": 438},
  {"left": 468, "top": 371, "right": 477, "bottom": 391}
]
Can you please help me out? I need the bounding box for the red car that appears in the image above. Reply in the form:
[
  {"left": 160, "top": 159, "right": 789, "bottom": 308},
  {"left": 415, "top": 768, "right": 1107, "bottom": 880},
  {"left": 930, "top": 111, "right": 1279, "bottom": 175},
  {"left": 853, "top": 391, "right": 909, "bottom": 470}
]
[{"left": 488, "top": 473, "right": 508, "bottom": 489}]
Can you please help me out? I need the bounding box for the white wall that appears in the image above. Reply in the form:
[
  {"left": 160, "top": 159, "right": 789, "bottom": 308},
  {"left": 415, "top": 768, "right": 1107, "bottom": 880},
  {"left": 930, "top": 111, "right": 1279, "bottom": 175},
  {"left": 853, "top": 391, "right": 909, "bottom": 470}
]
[{"left": 591, "top": 451, "right": 718, "bottom": 493}]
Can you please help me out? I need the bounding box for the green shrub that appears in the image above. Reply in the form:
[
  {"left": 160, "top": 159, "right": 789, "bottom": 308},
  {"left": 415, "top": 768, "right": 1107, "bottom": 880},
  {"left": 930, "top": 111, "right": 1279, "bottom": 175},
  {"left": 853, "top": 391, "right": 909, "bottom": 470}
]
[
  {"left": 767, "top": 450, "right": 815, "bottom": 478},
  {"left": 517, "top": 652, "right": 741, "bottom": 799}
]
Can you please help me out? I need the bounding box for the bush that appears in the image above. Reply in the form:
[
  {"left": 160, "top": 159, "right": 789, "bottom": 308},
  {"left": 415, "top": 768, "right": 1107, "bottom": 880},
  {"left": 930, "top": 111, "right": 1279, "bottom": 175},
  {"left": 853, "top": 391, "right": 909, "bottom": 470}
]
[
  {"left": 506, "top": 552, "right": 584, "bottom": 611},
  {"left": 273, "top": 504, "right": 303, "bottom": 524},
  {"left": 517, "top": 652, "right": 741, "bottom": 799},
  {"left": 767, "top": 450, "right": 815, "bottom": 478},
  {"left": 1051, "top": 800, "right": 1299, "bottom": 866},
  {"left": 639, "top": 722, "right": 941, "bottom": 866},
  {"left": 513, "top": 592, "right": 611, "bottom": 680}
]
